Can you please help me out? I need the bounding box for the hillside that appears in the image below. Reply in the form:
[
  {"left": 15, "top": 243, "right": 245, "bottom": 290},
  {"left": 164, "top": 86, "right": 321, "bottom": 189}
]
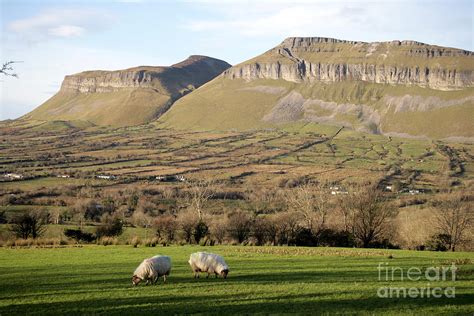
[
  {"left": 159, "top": 37, "right": 474, "bottom": 140},
  {"left": 22, "top": 56, "right": 231, "bottom": 127}
]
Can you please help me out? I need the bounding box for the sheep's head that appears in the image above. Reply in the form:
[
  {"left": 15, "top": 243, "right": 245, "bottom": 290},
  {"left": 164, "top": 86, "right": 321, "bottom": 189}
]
[
  {"left": 132, "top": 275, "right": 142, "bottom": 286},
  {"left": 220, "top": 269, "right": 229, "bottom": 279}
]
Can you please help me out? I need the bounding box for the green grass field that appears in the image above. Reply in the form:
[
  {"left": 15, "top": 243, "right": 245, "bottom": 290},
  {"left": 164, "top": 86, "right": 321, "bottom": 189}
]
[{"left": 0, "top": 246, "right": 472, "bottom": 315}]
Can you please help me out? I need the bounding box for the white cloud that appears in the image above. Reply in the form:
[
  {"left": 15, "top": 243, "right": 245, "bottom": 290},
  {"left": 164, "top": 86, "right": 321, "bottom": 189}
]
[
  {"left": 48, "top": 25, "right": 85, "bottom": 37},
  {"left": 8, "top": 9, "right": 112, "bottom": 41}
]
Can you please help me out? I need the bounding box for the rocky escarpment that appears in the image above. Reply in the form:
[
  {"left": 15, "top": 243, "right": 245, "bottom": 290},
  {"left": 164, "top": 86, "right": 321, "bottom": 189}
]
[
  {"left": 62, "top": 55, "right": 231, "bottom": 95},
  {"left": 24, "top": 55, "right": 231, "bottom": 126},
  {"left": 223, "top": 37, "right": 474, "bottom": 90}
]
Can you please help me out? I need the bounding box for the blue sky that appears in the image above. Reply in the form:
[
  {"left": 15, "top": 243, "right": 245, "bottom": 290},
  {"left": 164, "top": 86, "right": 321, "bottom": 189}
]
[{"left": 1, "top": 0, "right": 473, "bottom": 120}]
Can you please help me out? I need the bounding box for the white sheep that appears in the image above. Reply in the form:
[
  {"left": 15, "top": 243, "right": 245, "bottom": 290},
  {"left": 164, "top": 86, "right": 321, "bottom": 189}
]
[
  {"left": 188, "top": 252, "right": 229, "bottom": 279},
  {"left": 132, "top": 255, "right": 171, "bottom": 286}
]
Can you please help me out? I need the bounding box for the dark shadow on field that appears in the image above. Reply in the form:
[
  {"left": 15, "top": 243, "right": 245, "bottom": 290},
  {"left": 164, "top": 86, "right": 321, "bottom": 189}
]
[
  {"left": 2, "top": 262, "right": 472, "bottom": 314},
  {"left": 0, "top": 263, "right": 378, "bottom": 298},
  {"left": 1, "top": 292, "right": 472, "bottom": 315}
]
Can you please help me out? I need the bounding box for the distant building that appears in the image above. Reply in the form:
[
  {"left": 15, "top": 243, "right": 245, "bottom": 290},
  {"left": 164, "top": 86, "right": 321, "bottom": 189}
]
[
  {"left": 330, "top": 186, "right": 348, "bottom": 195},
  {"left": 96, "top": 175, "right": 115, "bottom": 180},
  {"left": 56, "top": 174, "right": 71, "bottom": 178},
  {"left": 4, "top": 173, "right": 23, "bottom": 180}
]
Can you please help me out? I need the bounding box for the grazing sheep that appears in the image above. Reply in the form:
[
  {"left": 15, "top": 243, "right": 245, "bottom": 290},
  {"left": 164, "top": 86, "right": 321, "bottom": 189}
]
[
  {"left": 188, "top": 252, "right": 229, "bottom": 279},
  {"left": 132, "top": 255, "right": 171, "bottom": 286}
]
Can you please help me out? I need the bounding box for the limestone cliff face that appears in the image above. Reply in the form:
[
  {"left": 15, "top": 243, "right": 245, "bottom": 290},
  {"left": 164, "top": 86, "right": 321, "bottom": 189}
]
[
  {"left": 61, "top": 55, "right": 231, "bottom": 95},
  {"left": 25, "top": 55, "right": 231, "bottom": 126},
  {"left": 60, "top": 69, "right": 165, "bottom": 93},
  {"left": 223, "top": 37, "right": 474, "bottom": 90}
]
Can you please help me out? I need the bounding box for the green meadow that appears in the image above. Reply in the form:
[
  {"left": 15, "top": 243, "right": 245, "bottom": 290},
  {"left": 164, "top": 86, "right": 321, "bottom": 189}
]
[{"left": 0, "top": 246, "right": 472, "bottom": 315}]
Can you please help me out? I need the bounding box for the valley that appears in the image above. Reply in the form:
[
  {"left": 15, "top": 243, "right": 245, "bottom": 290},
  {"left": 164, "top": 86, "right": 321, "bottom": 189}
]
[{"left": 1, "top": 119, "right": 472, "bottom": 249}]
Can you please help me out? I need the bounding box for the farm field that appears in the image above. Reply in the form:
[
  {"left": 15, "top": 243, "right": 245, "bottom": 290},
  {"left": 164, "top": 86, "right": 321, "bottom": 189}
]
[
  {"left": 0, "top": 245, "right": 473, "bottom": 315},
  {"left": 1, "top": 121, "right": 472, "bottom": 196},
  {"left": 0, "top": 121, "right": 472, "bottom": 251}
]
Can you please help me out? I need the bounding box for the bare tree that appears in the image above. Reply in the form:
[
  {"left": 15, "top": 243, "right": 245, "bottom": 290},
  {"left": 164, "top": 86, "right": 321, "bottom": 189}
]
[
  {"left": 155, "top": 215, "right": 178, "bottom": 242},
  {"left": 245, "top": 186, "right": 279, "bottom": 215},
  {"left": 435, "top": 194, "right": 472, "bottom": 251},
  {"left": 209, "top": 217, "right": 227, "bottom": 244},
  {"left": 272, "top": 211, "right": 300, "bottom": 245},
  {"left": 284, "top": 182, "right": 330, "bottom": 238},
  {"left": 187, "top": 180, "right": 215, "bottom": 220},
  {"left": 1, "top": 61, "right": 19, "bottom": 78},
  {"left": 49, "top": 208, "right": 62, "bottom": 225},
  {"left": 343, "top": 186, "right": 396, "bottom": 248},
  {"left": 130, "top": 210, "right": 153, "bottom": 239},
  {"left": 177, "top": 209, "right": 199, "bottom": 243},
  {"left": 10, "top": 212, "right": 46, "bottom": 239},
  {"left": 253, "top": 216, "right": 273, "bottom": 245},
  {"left": 227, "top": 210, "right": 252, "bottom": 243}
]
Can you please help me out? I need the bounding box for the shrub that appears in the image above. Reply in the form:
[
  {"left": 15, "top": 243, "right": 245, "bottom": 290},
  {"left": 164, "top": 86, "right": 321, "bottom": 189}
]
[
  {"left": 33, "top": 238, "right": 68, "bottom": 247},
  {"left": 368, "top": 239, "right": 400, "bottom": 249},
  {"left": 318, "top": 229, "right": 355, "bottom": 247},
  {"left": 199, "top": 236, "right": 214, "bottom": 246},
  {"left": 209, "top": 217, "right": 227, "bottom": 244},
  {"left": 279, "top": 176, "right": 310, "bottom": 188},
  {"left": 64, "top": 228, "right": 96, "bottom": 243},
  {"left": 96, "top": 218, "right": 123, "bottom": 238},
  {"left": 177, "top": 210, "right": 199, "bottom": 243},
  {"left": 292, "top": 227, "right": 317, "bottom": 246},
  {"left": 193, "top": 221, "right": 209, "bottom": 244},
  {"left": 427, "top": 233, "right": 451, "bottom": 251},
  {"left": 155, "top": 215, "right": 178, "bottom": 242},
  {"left": 76, "top": 199, "right": 104, "bottom": 222},
  {"left": 97, "top": 237, "right": 118, "bottom": 246},
  {"left": 14, "top": 238, "right": 34, "bottom": 247},
  {"left": 253, "top": 216, "right": 272, "bottom": 246},
  {"left": 227, "top": 210, "right": 252, "bottom": 243},
  {"left": 0, "top": 211, "right": 7, "bottom": 224},
  {"left": 129, "top": 236, "right": 141, "bottom": 248},
  {"left": 144, "top": 237, "right": 159, "bottom": 247}
]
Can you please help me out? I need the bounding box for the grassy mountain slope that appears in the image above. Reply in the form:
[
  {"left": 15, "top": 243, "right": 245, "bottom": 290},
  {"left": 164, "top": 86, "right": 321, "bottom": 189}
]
[
  {"left": 159, "top": 38, "right": 473, "bottom": 139},
  {"left": 23, "top": 56, "right": 231, "bottom": 127}
]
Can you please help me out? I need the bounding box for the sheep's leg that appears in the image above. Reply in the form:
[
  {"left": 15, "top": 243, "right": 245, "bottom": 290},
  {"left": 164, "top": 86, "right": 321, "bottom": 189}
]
[
  {"left": 206, "top": 272, "right": 210, "bottom": 279},
  {"left": 163, "top": 275, "right": 167, "bottom": 283},
  {"left": 215, "top": 272, "right": 218, "bottom": 278}
]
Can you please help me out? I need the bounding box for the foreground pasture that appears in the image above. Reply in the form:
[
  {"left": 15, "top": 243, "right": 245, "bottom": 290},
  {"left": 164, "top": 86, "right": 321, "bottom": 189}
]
[{"left": 0, "top": 246, "right": 473, "bottom": 315}]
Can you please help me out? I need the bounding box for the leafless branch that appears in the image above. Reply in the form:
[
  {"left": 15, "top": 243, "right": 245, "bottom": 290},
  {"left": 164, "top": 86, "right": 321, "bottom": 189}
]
[{"left": 1, "top": 61, "right": 21, "bottom": 78}]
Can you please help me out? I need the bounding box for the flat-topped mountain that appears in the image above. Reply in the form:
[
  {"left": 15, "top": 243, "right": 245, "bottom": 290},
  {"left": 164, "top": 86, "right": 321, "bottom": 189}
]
[
  {"left": 23, "top": 56, "right": 231, "bottom": 126},
  {"left": 224, "top": 37, "right": 473, "bottom": 90},
  {"left": 159, "top": 37, "right": 474, "bottom": 139}
]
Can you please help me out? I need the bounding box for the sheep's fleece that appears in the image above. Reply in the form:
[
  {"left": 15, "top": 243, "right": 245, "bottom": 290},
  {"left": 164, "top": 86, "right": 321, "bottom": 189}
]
[
  {"left": 188, "top": 252, "right": 229, "bottom": 276},
  {"left": 133, "top": 255, "right": 171, "bottom": 284}
]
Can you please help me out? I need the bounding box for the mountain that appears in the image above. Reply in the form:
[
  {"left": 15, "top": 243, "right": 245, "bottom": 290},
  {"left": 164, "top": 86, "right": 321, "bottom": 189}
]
[
  {"left": 159, "top": 37, "right": 474, "bottom": 139},
  {"left": 23, "top": 56, "right": 231, "bottom": 126}
]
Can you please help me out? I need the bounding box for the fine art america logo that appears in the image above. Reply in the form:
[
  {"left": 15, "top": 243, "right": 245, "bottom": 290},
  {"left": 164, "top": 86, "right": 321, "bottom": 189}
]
[{"left": 377, "top": 263, "right": 457, "bottom": 298}]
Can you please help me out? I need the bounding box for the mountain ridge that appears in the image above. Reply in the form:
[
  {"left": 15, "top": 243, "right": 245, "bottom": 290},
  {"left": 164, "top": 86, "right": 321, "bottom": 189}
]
[
  {"left": 159, "top": 37, "right": 474, "bottom": 139},
  {"left": 223, "top": 37, "right": 473, "bottom": 90},
  {"left": 23, "top": 55, "right": 231, "bottom": 126}
]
